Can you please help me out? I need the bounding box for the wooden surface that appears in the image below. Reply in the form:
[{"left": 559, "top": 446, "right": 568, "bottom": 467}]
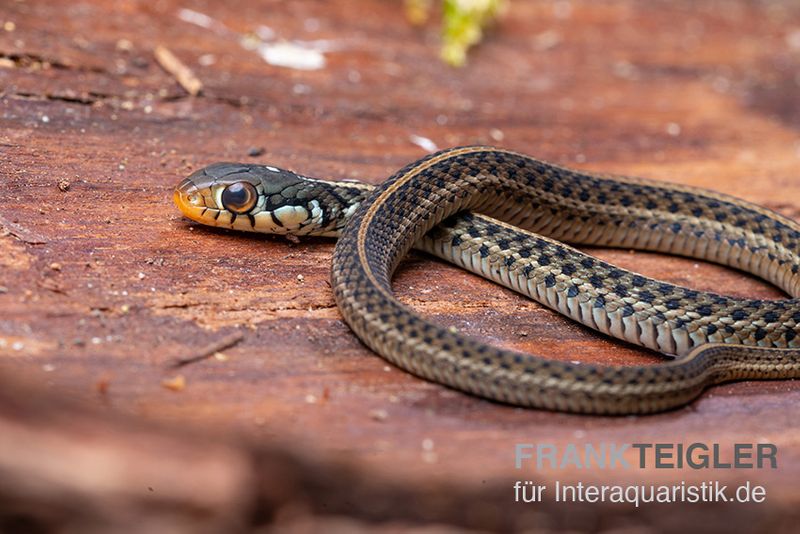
[{"left": 2, "top": 0, "right": 800, "bottom": 531}]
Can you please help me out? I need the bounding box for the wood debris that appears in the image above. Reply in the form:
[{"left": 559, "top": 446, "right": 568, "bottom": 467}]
[
  {"left": 168, "top": 331, "right": 244, "bottom": 369},
  {"left": 154, "top": 45, "right": 203, "bottom": 96},
  {"left": 0, "top": 214, "right": 47, "bottom": 244},
  {"left": 161, "top": 374, "right": 186, "bottom": 392}
]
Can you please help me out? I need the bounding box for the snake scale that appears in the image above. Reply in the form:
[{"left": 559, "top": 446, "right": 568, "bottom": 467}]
[{"left": 174, "top": 146, "right": 800, "bottom": 414}]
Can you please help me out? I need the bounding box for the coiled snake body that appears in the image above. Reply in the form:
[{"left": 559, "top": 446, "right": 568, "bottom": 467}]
[{"left": 174, "top": 146, "right": 800, "bottom": 414}]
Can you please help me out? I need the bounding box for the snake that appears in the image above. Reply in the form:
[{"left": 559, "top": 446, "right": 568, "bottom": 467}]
[{"left": 173, "top": 146, "right": 800, "bottom": 414}]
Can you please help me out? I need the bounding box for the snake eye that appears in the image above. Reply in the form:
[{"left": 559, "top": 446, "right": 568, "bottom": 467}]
[{"left": 221, "top": 182, "right": 257, "bottom": 214}]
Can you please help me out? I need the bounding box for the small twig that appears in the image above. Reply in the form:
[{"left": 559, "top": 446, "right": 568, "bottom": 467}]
[
  {"left": 0, "top": 213, "right": 47, "bottom": 244},
  {"left": 168, "top": 331, "right": 244, "bottom": 369},
  {"left": 37, "top": 279, "right": 68, "bottom": 295},
  {"left": 154, "top": 45, "right": 203, "bottom": 96}
]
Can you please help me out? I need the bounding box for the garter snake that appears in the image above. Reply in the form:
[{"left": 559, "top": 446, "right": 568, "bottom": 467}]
[{"left": 174, "top": 146, "right": 800, "bottom": 414}]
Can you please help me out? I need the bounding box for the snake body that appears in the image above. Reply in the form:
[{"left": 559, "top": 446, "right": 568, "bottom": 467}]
[{"left": 174, "top": 146, "right": 800, "bottom": 414}]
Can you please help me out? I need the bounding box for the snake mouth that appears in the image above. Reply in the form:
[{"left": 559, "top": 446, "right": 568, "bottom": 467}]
[{"left": 173, "top": 177, "right": 212, "bottom": 224}]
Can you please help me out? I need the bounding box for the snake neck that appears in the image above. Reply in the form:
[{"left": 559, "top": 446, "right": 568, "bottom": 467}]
[{"left": 299, "top": 178, "right": 373, "bottom": 236}]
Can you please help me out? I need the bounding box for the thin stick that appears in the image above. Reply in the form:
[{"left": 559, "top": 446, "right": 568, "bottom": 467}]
[
  {"left": 168, "top": 331, "right": 244, "bottom": 369},
  {"left": 154, "top": 45, "right": 203, "bottom": 96}
]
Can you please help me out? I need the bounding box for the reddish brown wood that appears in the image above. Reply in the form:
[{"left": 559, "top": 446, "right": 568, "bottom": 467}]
[{"left": 1, "top": 0, "right": 800, "bottom": 531}]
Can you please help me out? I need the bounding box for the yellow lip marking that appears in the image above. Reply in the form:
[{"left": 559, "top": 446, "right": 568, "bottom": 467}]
[{"left": 174, "top": 187, "right": 209, "bottom": 224}]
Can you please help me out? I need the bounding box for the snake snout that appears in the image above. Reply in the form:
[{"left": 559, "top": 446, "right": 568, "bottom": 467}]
[{"left": 173, "top": 177, "right": 208, "bottom": 222}]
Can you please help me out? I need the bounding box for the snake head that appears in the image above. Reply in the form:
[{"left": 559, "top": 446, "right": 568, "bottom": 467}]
[{"left": 174, "top": 162, "right": 335, "bottom": 235}]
